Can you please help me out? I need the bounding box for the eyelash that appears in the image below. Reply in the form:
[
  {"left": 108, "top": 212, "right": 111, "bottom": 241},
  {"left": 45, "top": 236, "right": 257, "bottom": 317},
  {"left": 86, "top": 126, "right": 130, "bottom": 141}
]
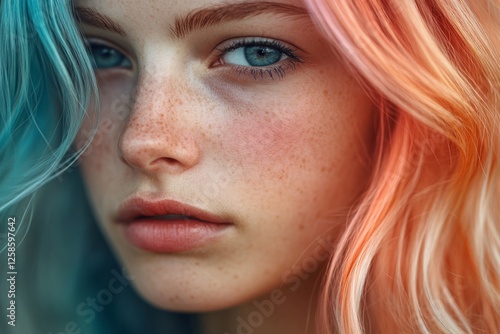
[
  {"left": 84, "top": 37, "right": 304, "bottom": 80},
  {"left": 213, "top": 38, "right": 304, "bottom": 80},
  {"left": 85, "top": 39, "right": 133, "bottom": 70}
]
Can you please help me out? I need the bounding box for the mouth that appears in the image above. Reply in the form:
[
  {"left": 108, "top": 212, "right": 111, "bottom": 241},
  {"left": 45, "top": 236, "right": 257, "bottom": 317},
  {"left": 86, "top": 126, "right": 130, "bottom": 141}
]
[
  {"left": 116, "top": 197, "right": 230, "bottom": 224},
  {"left": 115, "top": 197, "right": 232, "bottom": 253},
  {"left": 136, "top": 214, "right": 203, "bottom": 221}
]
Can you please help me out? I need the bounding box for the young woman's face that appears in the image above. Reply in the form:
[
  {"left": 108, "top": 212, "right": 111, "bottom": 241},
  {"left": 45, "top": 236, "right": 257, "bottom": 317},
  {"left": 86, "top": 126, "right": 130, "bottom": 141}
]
[{"left": 76, "top": 0, "right": 375, "bottom": 311}]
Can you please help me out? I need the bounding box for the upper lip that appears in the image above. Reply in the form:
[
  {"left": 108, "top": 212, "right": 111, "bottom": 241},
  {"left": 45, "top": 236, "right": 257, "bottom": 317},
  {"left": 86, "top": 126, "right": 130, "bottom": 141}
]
[{"left": 115, "top": 197, "right": 229, "bottom": 224}]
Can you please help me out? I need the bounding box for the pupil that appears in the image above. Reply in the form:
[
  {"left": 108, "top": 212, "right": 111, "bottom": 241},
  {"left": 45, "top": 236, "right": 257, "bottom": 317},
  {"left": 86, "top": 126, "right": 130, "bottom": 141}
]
[
  {"left": 91, "top": 45, "right": 123, "bottom": 69},
  {"left": 87, "top": 44, "right": 132, "bottom": 70},
  {"left": 98, "top": 48, "right": 118, "bottom": 61},
  {"left": 100, "top": 49, "right": 114, "bottom": 57},
  {"left": 244, "top": 46, "right": 282, "bottom": 67}
]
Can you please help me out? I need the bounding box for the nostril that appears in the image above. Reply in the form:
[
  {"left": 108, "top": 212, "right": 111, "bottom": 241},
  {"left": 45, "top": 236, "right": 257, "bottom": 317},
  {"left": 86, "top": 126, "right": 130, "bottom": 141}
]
[
  {"left": 164, "top": 157, "right": 178, "bottom": 164},
  {"left": 151, "top": 157, "right": 181, "bottom": 166}
]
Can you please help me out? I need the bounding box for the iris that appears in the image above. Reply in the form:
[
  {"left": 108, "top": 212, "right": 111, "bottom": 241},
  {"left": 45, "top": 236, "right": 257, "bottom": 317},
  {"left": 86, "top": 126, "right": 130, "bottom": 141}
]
[
  {"left": 243, "top": 46, "right": 282, "bottom": 67},
  {"left": 89, "top": 44, "right": 132, "bottom": 69}
]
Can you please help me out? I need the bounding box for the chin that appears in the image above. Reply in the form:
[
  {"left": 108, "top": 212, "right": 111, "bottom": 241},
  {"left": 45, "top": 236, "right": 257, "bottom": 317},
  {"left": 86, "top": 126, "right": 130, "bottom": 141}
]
[
  {"left": 131, "top": 281, "right": 254, "bottom": 313},
  {"left": 122, "top": 262, "right": 260, "bottom": 313}
]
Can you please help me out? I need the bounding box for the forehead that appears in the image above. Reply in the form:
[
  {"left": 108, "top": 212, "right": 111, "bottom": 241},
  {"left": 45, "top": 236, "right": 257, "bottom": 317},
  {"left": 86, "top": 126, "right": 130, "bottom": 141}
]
[
  {"left": 74, "top": 0, "right": 308, "bottom": 16},
  {"left": 73, "top": 0, "right": 312, "bottom": 49}
]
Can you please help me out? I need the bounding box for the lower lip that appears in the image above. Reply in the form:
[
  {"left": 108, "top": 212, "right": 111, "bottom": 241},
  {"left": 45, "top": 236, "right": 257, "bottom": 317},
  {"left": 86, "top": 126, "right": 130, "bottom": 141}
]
[{"left": 122, "top": 219, "right": 231, "bottom": 253}]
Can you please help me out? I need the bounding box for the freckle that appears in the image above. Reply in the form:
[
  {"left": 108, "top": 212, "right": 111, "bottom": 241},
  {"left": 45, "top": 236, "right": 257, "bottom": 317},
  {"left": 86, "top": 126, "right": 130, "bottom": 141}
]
[
  {"left": 189, "top": 294, "right": 195, "bottom": 299},
  {"left": 299, "top": 224, "right": 305, "bottom": 230},
  {"left": 218, "top": 266, "right": 223, "bottom": 271},
  {"left": 195, "top": 261, "right": 200, "bottom": 266},
  {"left": 233, "top": 274, "right": 239, "bottom": 279}
]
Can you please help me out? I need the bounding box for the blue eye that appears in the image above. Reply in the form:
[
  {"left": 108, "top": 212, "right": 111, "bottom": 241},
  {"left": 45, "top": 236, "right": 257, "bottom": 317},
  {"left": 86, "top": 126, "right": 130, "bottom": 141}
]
[
  {"left": 88, "top": 43, "right": 132, "bottom": 70},
  {"left": 225, "top": 45, "right": 285, "bottom": 67},
  {"left": 215, "top": 38, "right": 303, "bottom": 80}
]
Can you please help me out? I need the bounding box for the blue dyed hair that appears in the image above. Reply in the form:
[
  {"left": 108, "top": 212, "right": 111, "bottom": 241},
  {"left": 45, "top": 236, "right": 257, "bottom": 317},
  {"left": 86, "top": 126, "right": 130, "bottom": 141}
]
[
  {"left": 0, "top": 0, "right": 97, "bottom": 332},
  {"left": 0, "top": 0, "right": 96, "bottom": 215}
]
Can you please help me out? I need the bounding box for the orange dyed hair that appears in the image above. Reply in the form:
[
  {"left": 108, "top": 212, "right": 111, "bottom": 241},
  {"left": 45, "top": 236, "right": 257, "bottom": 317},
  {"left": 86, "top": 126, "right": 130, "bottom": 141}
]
[{"left": 305, "top": 0, "right": 500, "bottom": 333}]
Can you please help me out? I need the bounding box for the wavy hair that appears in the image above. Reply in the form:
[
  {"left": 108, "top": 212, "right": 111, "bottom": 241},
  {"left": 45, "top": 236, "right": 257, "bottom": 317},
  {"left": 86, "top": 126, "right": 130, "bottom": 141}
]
[
  {"left": 0, "top": 0, "right": 97, "bottom": 332},
  {"left": 305, "top": 0, "right": 500, "bottom": 332},
  {"left": 0, "top": 0, "right": 96, "bottom": 210}
]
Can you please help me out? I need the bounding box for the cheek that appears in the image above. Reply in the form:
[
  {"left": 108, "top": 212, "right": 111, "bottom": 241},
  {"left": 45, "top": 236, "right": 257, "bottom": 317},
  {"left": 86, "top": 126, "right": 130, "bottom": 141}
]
[
  {"left": 219, "top": 79, "right": 375, "bottom": 186},
  {"left": 212, "top": 73, "right": 376, "bottom": 240},
  {"left": 75, "top": 74, "right": 135, "bottom": 193},
  {"left": 77, "top": 74, "right": 129, "bottom": 133}
]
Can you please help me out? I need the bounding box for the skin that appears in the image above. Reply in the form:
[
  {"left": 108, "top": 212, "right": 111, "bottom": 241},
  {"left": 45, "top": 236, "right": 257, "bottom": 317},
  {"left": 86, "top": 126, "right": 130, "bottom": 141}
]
[{"left": 75, "top": 0, "right": 377, "bottom": 333}]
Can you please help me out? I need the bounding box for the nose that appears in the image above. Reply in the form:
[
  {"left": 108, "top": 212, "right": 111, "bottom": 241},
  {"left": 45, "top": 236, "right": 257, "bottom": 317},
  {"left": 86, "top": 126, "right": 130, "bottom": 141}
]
[{"left": 118, "top": 73, "right": 202, "bottom": 174}]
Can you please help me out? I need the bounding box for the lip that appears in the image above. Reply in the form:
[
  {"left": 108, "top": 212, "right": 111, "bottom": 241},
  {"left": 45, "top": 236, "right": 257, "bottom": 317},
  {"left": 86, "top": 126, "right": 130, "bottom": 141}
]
[{"left": 115, "top": 197, "right": 232, "bottom": 253}]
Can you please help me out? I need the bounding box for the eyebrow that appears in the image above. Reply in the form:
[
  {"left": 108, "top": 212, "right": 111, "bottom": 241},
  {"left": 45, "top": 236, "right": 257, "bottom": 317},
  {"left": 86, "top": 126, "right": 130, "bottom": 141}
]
[
  {"left": 170, "top": 2, "right": 310, "bottom": 39},
  {"left": 74, "top": 7, "right": 127, "bottom": 37},
  {"left": 74, "top": 2, "right": 309, "bottom": 39}
]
